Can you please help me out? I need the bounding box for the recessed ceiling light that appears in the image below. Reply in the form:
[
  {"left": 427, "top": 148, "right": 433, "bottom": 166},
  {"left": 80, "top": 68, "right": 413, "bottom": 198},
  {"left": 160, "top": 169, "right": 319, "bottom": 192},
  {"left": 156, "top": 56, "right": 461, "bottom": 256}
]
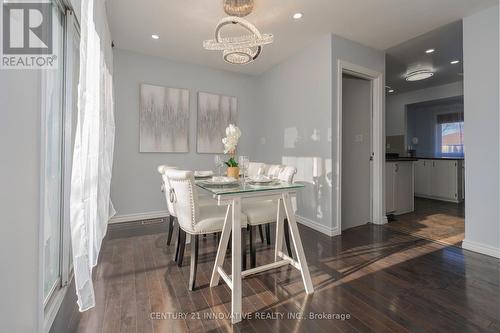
[
  {"left": 151, "top": 34, "right": 160, "bottom": 40},
  {"left": 405, "top": 69, "right": 434, "bottom": 81},
  {"left": 292, "top": 12, "right": 303, "bottom": 20},
  {"left": 425, "top": 48, "right": 435, "bottom": 54},
  {"left": 450, "top": 60, "right": 460, "bottom": 64}
]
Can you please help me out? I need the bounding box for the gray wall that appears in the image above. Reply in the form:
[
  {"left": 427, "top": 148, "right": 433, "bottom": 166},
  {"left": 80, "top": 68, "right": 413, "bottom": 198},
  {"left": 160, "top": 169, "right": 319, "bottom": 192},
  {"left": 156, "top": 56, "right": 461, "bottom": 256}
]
[
  {"left": 462, "top": 4, "right": 500, "bottom": 257},
  {"left": 0, "top": 72, "right": 42, "bottom": 331},
  {"left": 253, "top": 35, "right": 333, "bottom": 234},
  {"left": 111, "top": 49, "right": 259, "bottom": 217},
  {"left": 252, "top": 34, "right": 385, "bottom": 234},
  {"left": 113, "top": 34, "right": 383, "bottom": 235},
  {"left": 386, "top": 81, "right": 464, "bottom": 136}
]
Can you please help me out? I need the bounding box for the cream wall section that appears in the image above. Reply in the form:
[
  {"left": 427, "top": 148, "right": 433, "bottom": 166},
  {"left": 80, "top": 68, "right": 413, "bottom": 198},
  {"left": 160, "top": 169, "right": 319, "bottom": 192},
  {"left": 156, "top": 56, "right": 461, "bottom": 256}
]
[
  {"left": 462, "top": 5, "right": 500, "bottom": 258},
  {"left": 386, "top": 81, "right": 464, "bottom": 136},
  {"left": 111, "top": 49, "right": 259, "bottom": 220}
]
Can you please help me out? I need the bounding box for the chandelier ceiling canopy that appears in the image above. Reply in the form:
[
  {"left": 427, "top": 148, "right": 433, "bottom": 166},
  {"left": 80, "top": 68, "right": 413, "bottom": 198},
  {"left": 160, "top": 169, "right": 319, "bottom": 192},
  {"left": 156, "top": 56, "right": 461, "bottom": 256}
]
[{"left": 223, "top": 0, "right": 254, "bottom": 17}]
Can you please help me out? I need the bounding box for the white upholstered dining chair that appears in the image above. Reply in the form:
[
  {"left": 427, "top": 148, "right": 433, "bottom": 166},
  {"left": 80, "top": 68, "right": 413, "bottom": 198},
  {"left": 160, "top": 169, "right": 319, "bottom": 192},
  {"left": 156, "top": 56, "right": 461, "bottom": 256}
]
[
  {"left": 158, "top": 165, "right": 215, "bottom": 246},
  {"left": 164, "top": 169, "right": 249, "bottom": 290},
  {"left": 247, "top": 162, "right": 265, "bottom": 177},
  {"left": 158, "top": 165, "right": 178, "bottom": 246},
  {"left": 242, "top": 165, "right": 296, "bottom": 267}
]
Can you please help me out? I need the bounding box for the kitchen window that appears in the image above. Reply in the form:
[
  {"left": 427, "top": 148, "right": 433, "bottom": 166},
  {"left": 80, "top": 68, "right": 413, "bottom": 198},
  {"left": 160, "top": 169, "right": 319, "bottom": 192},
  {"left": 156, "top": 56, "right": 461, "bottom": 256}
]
[{"left": 436, "top": 113, "right": 464, "bottom": 157}]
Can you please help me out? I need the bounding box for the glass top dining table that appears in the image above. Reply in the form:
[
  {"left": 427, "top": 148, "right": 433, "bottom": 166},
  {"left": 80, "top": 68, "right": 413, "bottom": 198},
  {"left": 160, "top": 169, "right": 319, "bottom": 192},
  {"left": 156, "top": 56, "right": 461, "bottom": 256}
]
[
  {"left": 194, "top": 176, "right": 313, "bottom": 324},
  {"left": 195, "top": 178, "right": 304, "bottom": 196}
]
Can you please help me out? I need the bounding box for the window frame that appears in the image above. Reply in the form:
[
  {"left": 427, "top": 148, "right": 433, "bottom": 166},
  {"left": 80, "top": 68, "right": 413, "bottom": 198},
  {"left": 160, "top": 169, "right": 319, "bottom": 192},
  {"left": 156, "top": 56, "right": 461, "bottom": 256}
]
[{"left": 40, "top": 2, "right": 80, "bottom": 332}]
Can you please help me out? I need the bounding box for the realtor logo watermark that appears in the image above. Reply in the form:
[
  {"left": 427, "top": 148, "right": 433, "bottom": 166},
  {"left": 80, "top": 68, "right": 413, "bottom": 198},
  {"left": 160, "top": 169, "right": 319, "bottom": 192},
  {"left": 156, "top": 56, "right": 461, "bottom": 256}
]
[{"left": 1, "top": 1, "right": 57, "bottom": 69}]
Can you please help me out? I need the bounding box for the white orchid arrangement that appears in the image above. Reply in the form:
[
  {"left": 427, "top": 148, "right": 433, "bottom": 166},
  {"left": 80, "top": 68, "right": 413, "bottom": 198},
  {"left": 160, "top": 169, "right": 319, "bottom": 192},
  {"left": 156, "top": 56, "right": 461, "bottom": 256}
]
[{"left": 222, "top": 124, "right": 241, "bottom": 167}]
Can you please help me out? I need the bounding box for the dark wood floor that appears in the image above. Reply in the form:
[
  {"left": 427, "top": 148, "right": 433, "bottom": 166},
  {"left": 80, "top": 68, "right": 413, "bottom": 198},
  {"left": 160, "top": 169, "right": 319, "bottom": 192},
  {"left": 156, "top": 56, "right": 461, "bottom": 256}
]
[
  {"left": 64, "top": 220, "right": 500, "bottom": 333},
  {"left": 388, "top": 198, "right": 465, "bottom": 246}
]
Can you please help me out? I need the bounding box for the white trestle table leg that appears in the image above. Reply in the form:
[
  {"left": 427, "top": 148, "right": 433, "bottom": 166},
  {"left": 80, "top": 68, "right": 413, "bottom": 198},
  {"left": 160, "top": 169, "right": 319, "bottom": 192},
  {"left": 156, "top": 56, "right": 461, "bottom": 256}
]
[
  {"left": 274, "top": 198, "right": 285, "bottom": 261},
  {"left": 282, "top": 192, "right": 314, "bottom": 294},
  {"left": 231, "top": 198, "right": 242, "bottom": 324},
  {"left": 210, "top": 205, "right": 232, "bottom": 287}
]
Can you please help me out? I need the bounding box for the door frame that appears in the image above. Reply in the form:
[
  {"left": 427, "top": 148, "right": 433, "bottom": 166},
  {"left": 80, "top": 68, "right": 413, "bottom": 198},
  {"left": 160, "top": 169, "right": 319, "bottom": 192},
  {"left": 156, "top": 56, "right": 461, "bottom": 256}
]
[{"left": 336, "top": 60, "right": 386, "bottom": 233}]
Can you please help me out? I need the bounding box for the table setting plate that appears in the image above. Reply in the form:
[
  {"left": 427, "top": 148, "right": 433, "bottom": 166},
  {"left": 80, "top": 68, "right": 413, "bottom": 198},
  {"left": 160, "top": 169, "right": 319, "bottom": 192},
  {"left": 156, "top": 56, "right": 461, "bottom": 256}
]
[
  {"left": 246, "top": 175, "right": 274, "bottom": 184},
  {"left": 202, "top": 176, "right": 239, "bottom": 186},
  {"left": 194, "top": 170, "right": 214, "bottom": 178}
]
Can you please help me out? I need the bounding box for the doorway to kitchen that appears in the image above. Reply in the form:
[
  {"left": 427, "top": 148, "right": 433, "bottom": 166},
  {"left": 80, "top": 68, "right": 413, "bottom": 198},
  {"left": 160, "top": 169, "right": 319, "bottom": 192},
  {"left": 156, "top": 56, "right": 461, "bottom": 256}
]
[
  {"left": 384, "top": 21, "right": 465, "bottom": 246},
  {"left": 388, "top": 97, "right": 465, "bottom": 246}
]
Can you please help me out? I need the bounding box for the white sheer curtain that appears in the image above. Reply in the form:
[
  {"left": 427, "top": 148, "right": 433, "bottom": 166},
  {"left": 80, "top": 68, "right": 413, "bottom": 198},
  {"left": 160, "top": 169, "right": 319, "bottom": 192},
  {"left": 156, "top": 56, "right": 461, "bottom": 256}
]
[{"left": 70, "top": 0, "right": 115, "bottom": 311}]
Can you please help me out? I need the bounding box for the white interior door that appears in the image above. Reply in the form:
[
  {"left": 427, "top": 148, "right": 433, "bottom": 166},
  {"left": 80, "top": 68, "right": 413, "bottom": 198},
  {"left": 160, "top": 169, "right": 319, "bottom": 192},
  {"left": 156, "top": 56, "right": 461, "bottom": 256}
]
[{"left": 341, "top": 74, "right": 372, "bottom": 230}]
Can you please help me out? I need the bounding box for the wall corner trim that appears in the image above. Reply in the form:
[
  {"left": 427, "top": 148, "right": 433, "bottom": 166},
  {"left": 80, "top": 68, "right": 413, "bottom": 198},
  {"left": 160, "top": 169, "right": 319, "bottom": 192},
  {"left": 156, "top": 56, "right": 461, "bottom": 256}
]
[{"left": 462, "top": 239, "right": 500, "bottom": 259}]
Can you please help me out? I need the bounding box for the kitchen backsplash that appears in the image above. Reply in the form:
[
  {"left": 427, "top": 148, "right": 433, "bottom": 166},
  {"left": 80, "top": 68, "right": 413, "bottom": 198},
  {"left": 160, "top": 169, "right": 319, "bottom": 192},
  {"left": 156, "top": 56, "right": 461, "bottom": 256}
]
[{"left": 386, "top": 135, "right": 406, "bottom": 155}]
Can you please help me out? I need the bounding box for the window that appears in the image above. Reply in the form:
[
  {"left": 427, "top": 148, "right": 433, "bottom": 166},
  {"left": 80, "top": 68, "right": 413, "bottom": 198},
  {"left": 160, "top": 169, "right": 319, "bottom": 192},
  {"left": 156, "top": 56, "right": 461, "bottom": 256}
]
[
  {"left": 436, "top": 112, "right": 464, "bottom": 157},
  {"left": 42, "top": 2, "right": 80, "bottom": 331},
  {"left": 42, "top": 1, "right": 65, "bottom": 303},
  {"left": 438, "top": 121, "right": 464, "bottom": 157}
]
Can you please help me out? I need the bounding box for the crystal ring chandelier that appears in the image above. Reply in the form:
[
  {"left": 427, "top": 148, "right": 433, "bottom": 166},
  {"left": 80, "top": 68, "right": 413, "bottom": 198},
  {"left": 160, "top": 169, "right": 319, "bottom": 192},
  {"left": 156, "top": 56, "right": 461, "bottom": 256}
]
[{"left": 203, "top": 16, "right": 273, "bottom": 65}]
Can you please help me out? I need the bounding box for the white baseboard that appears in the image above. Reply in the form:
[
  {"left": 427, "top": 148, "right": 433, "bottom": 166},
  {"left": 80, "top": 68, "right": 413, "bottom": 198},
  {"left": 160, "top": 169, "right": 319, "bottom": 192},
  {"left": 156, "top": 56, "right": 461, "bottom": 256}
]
[
  {"left": 415, "top": 194, "right": 462, "bottom": 204},
  {"left": 109, "top": 210, "right": 169, "bottom": 224},
  {"left": 109, "top": 210, "right": 338, "bottom": 238},
  {"left": 462, "top": 239, "right": 500, "bottom": 259},
  {"left": 296, "top": 215, "right": 338, "bottom": 237}
]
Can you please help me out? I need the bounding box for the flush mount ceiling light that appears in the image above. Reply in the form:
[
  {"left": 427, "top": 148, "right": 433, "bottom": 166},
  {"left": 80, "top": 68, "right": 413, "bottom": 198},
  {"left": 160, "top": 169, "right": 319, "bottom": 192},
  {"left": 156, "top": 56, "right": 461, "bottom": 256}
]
[
  {"left": 223, "top": 0, "right": 254, "bottom": 17},
  {"left": 405, "top": 69, "right": 434, "bottom": 81},
  {"left": 203, "top": 16, "right": 273, "bottom": 65},
  {"left": 292, "top": 12, "right": 303, "bottom": 19},
  {"left": 388, "top": 89, "right": 395, "bottom": 93},
  {"left": 425, "top": 48, "right": 435, "bottom": 54},
  {"left": 151, "top": 34, "right": 160, "bottom": 40}
]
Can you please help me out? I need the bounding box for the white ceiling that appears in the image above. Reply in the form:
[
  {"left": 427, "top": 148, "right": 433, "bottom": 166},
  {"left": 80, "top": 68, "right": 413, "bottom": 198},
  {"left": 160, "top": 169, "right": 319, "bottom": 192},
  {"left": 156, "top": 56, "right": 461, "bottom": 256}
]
[
  {"left": 106, "top": 0, "right": 498, "bottom": 75},
  {"left": 386, "top": 21, "right": 464, "bottom": 94}
]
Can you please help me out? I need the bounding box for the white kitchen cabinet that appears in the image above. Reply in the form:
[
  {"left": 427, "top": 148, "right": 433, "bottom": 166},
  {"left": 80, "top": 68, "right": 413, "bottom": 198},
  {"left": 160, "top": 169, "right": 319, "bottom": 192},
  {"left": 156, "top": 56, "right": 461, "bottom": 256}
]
[
  {"left": 414, "top": 160, "right": 431, "bottom": 196},
  {"left": 385, "top": 162, "right": 396, "bottom": 213},
  {"left": 414, "top": 159, "right": 463, "bottom": 203},
  {"left": 386, "top": 161, "right": 415, "bottom": 215},
  {"left": 396, "top": 162, "right": 414, "bottom": 214}
]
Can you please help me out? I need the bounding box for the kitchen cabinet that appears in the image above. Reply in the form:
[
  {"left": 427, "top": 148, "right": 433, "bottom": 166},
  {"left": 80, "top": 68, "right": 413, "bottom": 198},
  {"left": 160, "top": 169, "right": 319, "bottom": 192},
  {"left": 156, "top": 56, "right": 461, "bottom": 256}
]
[
  {"left": 385, "top": 163, "right": 396, "bottom": 213},
  {"left": 386, "top": 161, "right": 414, "bottom": 215},
  {"left": 414, "top": 160, "right": 431, "bottom": 196},
  {"left": 414, "top": 159, "right": 463, "bottom": 203}
]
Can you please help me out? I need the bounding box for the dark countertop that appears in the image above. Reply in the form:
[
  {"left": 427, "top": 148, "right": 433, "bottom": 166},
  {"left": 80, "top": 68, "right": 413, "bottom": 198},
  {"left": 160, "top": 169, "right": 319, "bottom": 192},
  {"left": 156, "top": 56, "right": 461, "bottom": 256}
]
[
  {"left": 416, "top": 157, "right": 464, "bottom": 161},
  {"left": 386, "top": 158, "right": 418, "bottom": 162}
]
